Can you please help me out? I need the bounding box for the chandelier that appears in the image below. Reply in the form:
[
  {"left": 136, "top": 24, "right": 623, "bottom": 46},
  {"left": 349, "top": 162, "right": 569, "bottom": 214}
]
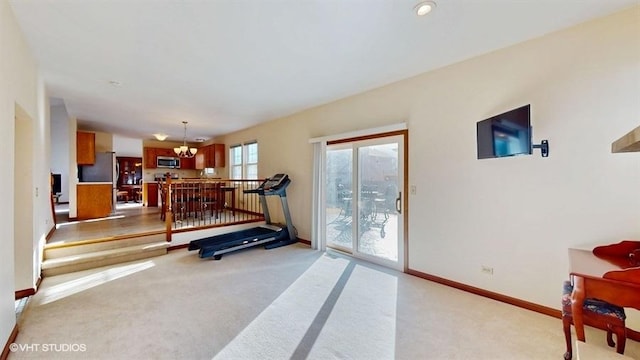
[{"left": 174, "top": 121, "right": 198, "bottom": 158}]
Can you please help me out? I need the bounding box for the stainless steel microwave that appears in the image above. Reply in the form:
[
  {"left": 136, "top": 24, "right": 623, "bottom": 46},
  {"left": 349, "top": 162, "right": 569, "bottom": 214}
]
[{"left": 157, "top": 156, "right": 180, "bottom": 168}]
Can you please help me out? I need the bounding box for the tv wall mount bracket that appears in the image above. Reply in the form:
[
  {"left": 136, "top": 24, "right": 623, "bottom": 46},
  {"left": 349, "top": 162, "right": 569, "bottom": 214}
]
[{"left": 532, "top": 140, "right": 549, "bottom": 157}]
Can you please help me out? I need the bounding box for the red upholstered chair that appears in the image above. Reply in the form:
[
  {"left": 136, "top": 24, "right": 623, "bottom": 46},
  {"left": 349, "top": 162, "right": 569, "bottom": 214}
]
[{"left": 562, "top": 280, "right": 626, "bottom": 359}]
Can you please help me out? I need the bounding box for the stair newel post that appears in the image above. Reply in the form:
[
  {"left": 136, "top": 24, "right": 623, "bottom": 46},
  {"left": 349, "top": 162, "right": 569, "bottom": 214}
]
[{"left": 165, "top": 173, "right": 172, "bottom": 242}]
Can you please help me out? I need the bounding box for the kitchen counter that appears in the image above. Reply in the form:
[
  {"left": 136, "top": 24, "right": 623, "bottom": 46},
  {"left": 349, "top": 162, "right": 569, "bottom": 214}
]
[
  {"left": 77, "top": 183, "right": 113, "bottom": 219},
  {"left": 78, "top": 181, "right": 113, "bottom": 185}
]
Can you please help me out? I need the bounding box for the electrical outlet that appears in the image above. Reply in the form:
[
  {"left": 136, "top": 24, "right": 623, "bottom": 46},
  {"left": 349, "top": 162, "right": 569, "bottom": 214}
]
[{"left": 481, "top": 265, "right": 494, "bottom": 275}]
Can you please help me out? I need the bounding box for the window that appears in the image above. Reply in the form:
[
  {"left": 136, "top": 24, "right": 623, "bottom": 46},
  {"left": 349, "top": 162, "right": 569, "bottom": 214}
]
[
  {"left": 229, "top": 141, "right": 258, "bottom": 179},
  {"left": 230, "top": 145, "right": 243, "bottom": 180},
  {"left": 245, "top": 142, "right": 258, "bottom": 180}
]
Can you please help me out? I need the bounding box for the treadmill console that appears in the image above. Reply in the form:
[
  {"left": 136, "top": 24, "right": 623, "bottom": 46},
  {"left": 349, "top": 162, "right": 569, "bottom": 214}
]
[
  {"left": 262, "top": 173, "right": 288, "bottom": 191},
  {"left": 244, "top": 173, "right": 290, "bottom": 195}
]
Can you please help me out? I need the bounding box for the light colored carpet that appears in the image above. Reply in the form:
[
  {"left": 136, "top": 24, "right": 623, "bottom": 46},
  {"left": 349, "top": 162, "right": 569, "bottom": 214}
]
[{"left": 10, "top": 244, "right": 640, "bottom": 359}]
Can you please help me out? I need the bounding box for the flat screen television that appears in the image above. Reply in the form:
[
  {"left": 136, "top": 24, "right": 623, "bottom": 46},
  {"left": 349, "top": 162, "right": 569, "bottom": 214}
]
[
  {"left": 476, "top": 104, "right": 532, "bottom": 159},
  {"left": 52, "top": 173, "right": 61, "bottom": 194}
]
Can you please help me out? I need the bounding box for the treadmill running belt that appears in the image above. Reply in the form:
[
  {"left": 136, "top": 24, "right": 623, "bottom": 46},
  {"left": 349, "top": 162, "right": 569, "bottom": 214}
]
[{"left": 188, "top": 227, "right": 276, "bottom": 251}]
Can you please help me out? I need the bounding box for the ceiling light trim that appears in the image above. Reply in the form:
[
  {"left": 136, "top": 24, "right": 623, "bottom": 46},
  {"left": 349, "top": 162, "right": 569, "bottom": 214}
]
[
  {"left": 153, "top": 133, "right": 168, "bottom": 141},
  {"left": 414, "top": 1, "right": 436, "bottom": 16}
]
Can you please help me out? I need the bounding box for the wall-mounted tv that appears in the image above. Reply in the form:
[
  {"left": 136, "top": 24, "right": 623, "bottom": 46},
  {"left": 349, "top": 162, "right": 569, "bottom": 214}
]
[{"left": 476, "top": 104, "right": 531, "bottom": 159}]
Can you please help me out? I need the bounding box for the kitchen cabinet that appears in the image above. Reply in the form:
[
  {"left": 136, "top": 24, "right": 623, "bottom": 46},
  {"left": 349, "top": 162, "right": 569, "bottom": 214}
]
[
  {"left": 146, "top": 182, "right": 159, "bottom": 207},
  {"left": 144, "top": 147, "right": 177, "bottom": 169},
  {"left": 77, "top": 131, "right": 96, "bottom": 165},
  {"left": 144, "top": 146, "right": 201, "bottom": 169},
  {"left": 77, "top": 183, "right": 112, "bottom": 219},
  {"left": 180, "top": 156, "right": 195, "bottom": 170},
  {"left": 156, "top": 148, "right": 175, "bottom": 157},
  {"left": 195, "top": 144, "right": 225, "bottom": 169},
  {"left": 195, "top": 147, "right": 206, "bottom": 169},
  {"left": 213, "top": 144, "right": 225, "bottom": 167},
  {"left": 144, "top": 147, "right": 156, "bottom": 168}
]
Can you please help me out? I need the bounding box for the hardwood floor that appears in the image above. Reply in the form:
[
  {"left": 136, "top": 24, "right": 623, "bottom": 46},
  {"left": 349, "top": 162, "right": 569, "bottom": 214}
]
[{"left": 50, "top": 203, "right": 165, "bottom": 244}]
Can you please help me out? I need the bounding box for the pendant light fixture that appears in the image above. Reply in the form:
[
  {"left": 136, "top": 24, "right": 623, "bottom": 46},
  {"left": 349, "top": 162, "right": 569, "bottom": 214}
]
[{"left": 174, "top": 121, "right": 198, "bottom": 158}]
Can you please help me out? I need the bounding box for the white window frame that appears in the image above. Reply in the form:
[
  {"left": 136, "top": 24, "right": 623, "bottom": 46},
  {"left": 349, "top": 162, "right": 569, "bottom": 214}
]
[
  {"left": 229, "top": 141, "right": 258, "bottom": 179},
  {"left": 244, "top": 141, "right": 258, "bottom": 180},
  {"left": 229, "top": 144, "right": 243, "bottom": 180}
]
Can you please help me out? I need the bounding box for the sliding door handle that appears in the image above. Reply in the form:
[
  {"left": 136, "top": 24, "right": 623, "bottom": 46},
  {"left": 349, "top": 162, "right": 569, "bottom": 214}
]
[{"left": 395, "top": 191, "right": 402, "bottom": 214}]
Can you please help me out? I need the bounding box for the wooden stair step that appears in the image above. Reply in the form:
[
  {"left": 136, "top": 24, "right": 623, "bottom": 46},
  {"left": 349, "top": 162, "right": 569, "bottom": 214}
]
[
  {"left": 42, "top": 241, "right": 169, "bottom": 276},
  {"left": 44, "top": 232, "right": 165, "bottom": 259}
]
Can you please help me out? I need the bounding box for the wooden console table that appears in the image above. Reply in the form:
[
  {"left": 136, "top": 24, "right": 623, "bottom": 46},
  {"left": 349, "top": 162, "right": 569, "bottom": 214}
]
[
  {"left": 220, "top": 186, "right": 236, "bottom": 215},
  {"left": 569, "top": 241, "right": 640, "bottom": 343}
]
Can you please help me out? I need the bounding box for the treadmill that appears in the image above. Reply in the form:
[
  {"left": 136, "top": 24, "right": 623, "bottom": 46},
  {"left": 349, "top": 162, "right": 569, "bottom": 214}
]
[{"left": 188, "top": 173, "right": 297, "bottom": 259}]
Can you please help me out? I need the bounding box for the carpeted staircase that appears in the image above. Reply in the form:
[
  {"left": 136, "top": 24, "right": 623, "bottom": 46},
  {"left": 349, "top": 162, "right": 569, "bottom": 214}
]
[{"left": 42, "top": 233, "right": 170, "bottom": 276}]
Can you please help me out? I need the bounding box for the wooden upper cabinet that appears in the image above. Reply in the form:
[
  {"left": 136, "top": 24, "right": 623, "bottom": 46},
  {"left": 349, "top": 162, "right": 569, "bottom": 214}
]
[
  {"left": 195, "top": 151, "right": 206, "bottom": 170},
  {"left": 204, "top": 145, "right": 215, "bottom": 168},
  {"left": 144, "top": 147, "right": 156, "bottom": 168},
  {"left": 77, "top": 131, "right": 96, "bottom": 165},
  {"left": 145, "top": 145, "right": 217, "bottom": 170},
  {"left": 144, "top": 147, "right": 181, "bottom": 169},
  {"left": 213, "top": 144, "right": 225, "bottom": 168},
  {"left": 157, "top": 148, "right": 175, "bottom": 157},
  {"left": 194, "top": 145, "right": 209, "bottom": 170},
  {"left": 195, "top": 144, "right": 225, "bottom": 169},
  {"left": 180, "top": 155, "right": 195, "bottom": 169}
]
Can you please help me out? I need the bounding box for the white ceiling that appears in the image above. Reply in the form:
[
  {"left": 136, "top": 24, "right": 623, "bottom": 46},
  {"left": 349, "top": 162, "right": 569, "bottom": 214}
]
[{"left": 9, "top": 0, "right": 639, "bottom": 142}]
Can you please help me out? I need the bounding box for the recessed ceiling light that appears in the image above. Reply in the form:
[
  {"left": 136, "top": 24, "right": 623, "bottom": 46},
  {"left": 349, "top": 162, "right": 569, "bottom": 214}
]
[{"left": 414, "top": 1, "right": 436, "bottom": 16}]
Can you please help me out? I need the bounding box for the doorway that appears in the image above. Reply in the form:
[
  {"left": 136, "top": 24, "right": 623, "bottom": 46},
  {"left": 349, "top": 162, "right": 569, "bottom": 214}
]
[
  {"left": 116, "top": 156, "right": 143, "bottom": 208},
  {"left": 324, "top": 132, "right": 406, "bottom": 270}
]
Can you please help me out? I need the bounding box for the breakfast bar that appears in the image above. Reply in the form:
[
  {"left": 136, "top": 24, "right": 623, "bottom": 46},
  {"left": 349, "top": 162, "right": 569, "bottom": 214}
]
[{"left": 76, "top": 182, "right": 113, "bottom": 220}]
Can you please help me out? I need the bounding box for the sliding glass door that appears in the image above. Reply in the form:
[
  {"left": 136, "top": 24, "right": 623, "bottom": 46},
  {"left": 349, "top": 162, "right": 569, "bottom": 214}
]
[
  {"left": 326, "top": 145, "right": 353, "bottom": 252},
  {"left": 325, "top": 134, "right": 404, "bottom": 269}
]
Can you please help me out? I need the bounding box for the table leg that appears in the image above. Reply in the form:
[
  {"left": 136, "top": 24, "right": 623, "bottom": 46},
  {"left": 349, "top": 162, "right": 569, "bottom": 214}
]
[
  {"left": 230, "top": 190, "right": 235, "bottom": 216},
  {"left": 571, "top": 276, "right": 587, "bottom": 342}
]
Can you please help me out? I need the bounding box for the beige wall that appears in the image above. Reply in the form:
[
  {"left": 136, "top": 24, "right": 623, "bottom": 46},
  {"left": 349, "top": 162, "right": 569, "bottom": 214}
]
[
  {"left": 0, "top": 0, "right": 41, "bottom": 348},
  {"left": 51, "top": 104, "right": 71, "bottom": 203},
  {"left": 113, "top": 134, "right": 142, "bottom": 158},
  {"left": 13, "top": 105, "right": 34, "bottom": 292},
  {"left": 32, "top": 78, "right": 50, "bottom": 296},
  {"left": 220, "top": 6, "right": 640, "bottom": 311},
  {"left": 94, "top": 130, "right": 113, "bottom": 153},
  {"left": 69, "top": 117, "right": 78, "bottom": 218}
]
